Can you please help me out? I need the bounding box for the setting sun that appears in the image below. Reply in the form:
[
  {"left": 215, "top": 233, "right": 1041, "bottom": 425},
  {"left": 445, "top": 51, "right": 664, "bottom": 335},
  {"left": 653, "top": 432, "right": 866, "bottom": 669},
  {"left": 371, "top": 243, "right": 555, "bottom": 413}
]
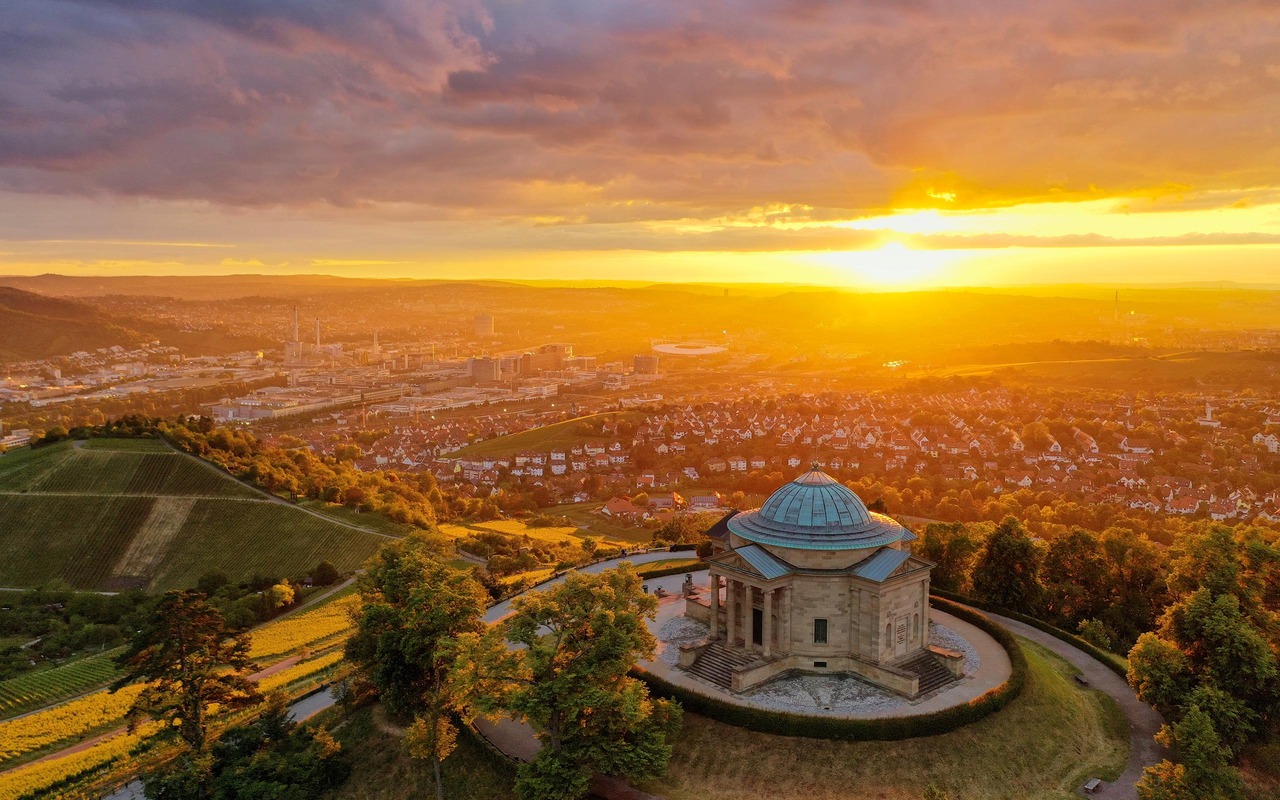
[{"left": 813, "top": 242, "right": 961, "bottom": 287}]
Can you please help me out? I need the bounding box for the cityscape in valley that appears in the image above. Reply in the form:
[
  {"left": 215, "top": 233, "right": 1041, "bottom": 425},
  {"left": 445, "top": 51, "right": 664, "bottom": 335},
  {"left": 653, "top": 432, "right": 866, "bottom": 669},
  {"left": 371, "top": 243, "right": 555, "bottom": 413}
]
[{"left": 3, "top": 2, "right": 1280, "bottom": 800}]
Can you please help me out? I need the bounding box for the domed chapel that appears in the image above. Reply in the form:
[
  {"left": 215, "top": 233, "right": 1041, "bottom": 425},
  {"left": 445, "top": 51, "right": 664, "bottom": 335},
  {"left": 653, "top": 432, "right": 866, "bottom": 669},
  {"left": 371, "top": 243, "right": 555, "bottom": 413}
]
[{"left": 682, "top": 468, "right": 962, "bottom": 697}]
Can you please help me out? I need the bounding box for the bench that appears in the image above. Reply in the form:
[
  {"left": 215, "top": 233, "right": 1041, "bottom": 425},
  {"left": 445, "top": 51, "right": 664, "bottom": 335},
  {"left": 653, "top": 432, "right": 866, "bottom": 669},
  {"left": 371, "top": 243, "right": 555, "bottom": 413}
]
[{"left": 1083, "top": 778, "right": 1103, "bottom": 793}]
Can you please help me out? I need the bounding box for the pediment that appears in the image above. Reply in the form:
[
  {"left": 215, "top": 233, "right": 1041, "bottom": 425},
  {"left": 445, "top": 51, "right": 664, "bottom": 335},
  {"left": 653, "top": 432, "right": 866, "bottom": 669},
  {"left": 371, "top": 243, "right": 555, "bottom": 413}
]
[
  {"left": 888, "top": 556, "right": 931, "bottom": 579},
  {"left": 705, "top": 550, "right": 765, "bottom": 579}
]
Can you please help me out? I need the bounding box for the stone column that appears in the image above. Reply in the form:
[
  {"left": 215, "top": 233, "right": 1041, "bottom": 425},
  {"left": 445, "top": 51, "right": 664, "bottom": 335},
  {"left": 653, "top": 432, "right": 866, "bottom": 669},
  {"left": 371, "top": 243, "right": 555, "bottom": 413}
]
[
  {"left": 725, "top": 578, "right": 737, "bottom": 647},
  {"left": 763, "top": 588, "right": 774, "bottom": 658},
  {"left": 780, "top": 587, "right": 790, "bottom": 655},
  {"left": 708, "top": 571, "right": 720, "bottom": 640}
]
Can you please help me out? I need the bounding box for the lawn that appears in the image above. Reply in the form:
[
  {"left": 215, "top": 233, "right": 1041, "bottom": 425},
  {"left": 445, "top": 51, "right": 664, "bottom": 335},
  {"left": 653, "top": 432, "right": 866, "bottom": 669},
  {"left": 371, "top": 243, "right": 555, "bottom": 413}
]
[
  {"left": 446, "top": 411, "right": 645, "bottom": 459},
  {"left": 326, "top": 706, "right": 516, "bottom": 800},
  {"left": 438, "top": 518, "right": 632, "bottom": 550},
  {"left": 639, "top": 638, "right": 1129, "bottom": 800},
  {"left": 636, "top": 558, "right": 703, "bottom": 578},
  {"left": 543, "top": 502, "right": 658, "bottom": 545},
  {"left": 320, "top": 636, "right": 1128, "bottom": 800},
  {"left": 1241, "top": 739, "right": 1280, "bottom": 800}
]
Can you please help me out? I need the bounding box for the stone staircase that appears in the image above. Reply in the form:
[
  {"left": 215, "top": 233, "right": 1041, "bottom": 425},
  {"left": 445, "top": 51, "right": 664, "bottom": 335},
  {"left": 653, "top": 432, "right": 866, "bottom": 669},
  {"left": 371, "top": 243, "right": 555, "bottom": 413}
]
[
  {"left": 687, "top": 641, "right": 760, "bottom": 689},
  {"left": 894, "top": 650, "right": 959, "bottom": 696}
]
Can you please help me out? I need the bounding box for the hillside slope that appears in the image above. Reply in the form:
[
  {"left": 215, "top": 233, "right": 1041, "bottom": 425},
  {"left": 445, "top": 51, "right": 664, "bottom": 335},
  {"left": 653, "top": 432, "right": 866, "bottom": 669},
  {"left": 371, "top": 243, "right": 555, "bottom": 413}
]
[
  {"left": 0, "top": 439, "right": 389, "bottom": 591},
  {"left": 0, "top": 287, "right": 148, "bottom": 362}
]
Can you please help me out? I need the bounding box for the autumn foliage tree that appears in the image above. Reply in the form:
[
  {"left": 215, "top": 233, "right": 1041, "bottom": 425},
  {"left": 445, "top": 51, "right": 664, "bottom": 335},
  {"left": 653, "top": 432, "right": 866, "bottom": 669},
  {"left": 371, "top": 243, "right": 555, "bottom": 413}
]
[
  {"left": 453, "top": 567, "right": 682, "bottom": 800},
  {"left": 1129, "top": 525, "right": 1280, "bottom": 794}
]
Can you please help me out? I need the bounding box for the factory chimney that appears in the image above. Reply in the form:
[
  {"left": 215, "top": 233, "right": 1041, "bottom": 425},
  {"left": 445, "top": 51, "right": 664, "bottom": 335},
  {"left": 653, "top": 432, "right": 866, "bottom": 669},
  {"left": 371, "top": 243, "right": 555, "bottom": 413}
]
[
  {"left": 315, "top": 318, "right": 321, "bottom": 349},
  {"left": 292, "top": 306, "right": 300, "bottom": 343}
]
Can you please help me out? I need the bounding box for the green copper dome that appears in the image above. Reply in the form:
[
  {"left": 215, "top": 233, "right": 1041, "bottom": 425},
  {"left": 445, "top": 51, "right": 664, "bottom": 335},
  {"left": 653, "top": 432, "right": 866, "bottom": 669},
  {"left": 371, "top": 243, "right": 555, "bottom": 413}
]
[{"left": 727, "top": 469, "right": 910, "bottom": 551}]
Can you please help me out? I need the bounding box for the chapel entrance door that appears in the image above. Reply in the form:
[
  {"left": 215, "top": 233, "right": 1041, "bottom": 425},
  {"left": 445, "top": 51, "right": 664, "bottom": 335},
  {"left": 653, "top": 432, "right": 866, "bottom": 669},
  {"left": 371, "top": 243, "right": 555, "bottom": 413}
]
[
  {"left": 752, "top": 608, "right": 763, "bottom": 646},
  {"left": 893, "top": 615, "right": 909, "bottom": 657}
]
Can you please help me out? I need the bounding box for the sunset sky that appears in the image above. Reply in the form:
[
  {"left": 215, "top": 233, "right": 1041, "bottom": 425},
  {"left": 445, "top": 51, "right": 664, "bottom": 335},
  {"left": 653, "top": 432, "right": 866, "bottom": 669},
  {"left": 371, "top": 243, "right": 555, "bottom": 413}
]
[{"left": 2, "top": 1, "right": 1280, "bottom": 287}]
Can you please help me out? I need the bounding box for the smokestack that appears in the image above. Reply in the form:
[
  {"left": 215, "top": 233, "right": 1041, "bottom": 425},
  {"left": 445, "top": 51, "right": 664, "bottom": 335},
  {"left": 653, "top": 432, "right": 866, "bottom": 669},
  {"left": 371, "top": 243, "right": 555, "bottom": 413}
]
[
  {"left": 315, "top": 318, "right": 321, "bottom": 349},
  {"left": 373, "top": 330, "right": 379, "bottom": 357},
  {"left": 1114, "top": 291, "right": 1119, "bottom": 322},
  {"left": 292, "top": 306, "right": 299, "bottom": 343}
]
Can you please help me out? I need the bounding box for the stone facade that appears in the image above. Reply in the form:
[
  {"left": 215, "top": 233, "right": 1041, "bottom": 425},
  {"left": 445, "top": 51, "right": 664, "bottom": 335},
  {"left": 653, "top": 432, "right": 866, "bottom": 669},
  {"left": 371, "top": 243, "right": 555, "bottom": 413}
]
[{"left": 686, "top": 468, "right": 940, "bottom": 697}]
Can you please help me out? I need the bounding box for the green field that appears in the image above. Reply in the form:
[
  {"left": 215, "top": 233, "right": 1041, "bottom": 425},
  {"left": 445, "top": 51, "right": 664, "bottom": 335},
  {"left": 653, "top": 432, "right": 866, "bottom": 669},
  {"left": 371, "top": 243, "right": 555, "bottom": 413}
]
[
  {"left": 446, "top": 411, "right": 645, "bottom": 459},
  {"left": 0, "top": 440, "right": 388, "bottom": 591},
  {"left": 0, "top": 650, "right": 123, "bottom": 720}
]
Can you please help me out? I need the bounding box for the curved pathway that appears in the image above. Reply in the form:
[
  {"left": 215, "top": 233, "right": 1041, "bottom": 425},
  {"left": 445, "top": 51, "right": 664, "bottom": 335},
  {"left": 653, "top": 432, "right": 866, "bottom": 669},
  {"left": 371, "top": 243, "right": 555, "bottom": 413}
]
[{"left": 983, "top": 611, "right": 1164, "bottom": 800}]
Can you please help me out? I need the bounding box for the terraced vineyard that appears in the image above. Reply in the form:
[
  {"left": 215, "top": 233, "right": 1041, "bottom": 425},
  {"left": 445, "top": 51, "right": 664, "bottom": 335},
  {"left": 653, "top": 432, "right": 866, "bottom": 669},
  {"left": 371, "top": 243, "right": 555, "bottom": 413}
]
[
  {"left": 0, "top": 652, "right": 122, "bottom": 719},
  {"left": 0, "top": 440, "right": 388, "bottom": 590}
]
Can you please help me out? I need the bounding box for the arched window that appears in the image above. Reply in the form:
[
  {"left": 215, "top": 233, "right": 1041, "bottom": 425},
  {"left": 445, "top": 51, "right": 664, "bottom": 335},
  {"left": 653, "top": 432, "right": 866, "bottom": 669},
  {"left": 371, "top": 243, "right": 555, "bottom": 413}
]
[
  {"left": 885, "top": 623, "right": 892, "bottom": 643},
  {"left": 913, "top": 614, "right": 920, "bottom": 640}
]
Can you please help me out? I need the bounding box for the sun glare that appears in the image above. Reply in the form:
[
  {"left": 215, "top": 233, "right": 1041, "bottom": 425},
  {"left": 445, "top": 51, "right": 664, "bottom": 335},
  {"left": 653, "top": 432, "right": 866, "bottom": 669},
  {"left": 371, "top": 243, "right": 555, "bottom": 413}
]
[{"left": 812, "top": 242, "right": 958, "bottom": 287}]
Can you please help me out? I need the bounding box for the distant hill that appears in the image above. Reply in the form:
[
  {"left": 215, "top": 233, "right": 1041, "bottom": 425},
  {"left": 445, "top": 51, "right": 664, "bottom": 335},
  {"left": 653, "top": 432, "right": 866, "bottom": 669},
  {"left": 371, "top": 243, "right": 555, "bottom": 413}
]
[
  {"left": 0, "top": 287, "right": 150, "bottom": 362},
  {"left": 0, "top": 285, "right": 271, "bottom": 362},
  {"left": 0, "top": 438, "right": 389, "bottom": 591}
]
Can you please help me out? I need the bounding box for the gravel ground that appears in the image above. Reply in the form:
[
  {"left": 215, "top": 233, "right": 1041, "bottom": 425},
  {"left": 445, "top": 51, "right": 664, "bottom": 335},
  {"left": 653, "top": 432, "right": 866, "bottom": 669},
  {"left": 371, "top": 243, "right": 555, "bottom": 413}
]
[
  {"left": 746, "top": 673, "right": 907, "bottom": 714},
  {"left": 929, "top": 620, "right": 980, "bottom": 675},
  {"left": 654, "top": 617, "right": 981, "bottom": 714},
  {"left": 657, "top": 616, "right": 710, "bottom": 665}
]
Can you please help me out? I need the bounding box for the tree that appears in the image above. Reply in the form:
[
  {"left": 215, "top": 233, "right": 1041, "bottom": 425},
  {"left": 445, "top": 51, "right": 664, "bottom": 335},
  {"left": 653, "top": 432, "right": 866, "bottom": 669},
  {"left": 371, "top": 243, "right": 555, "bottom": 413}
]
[
  {"left": 453, "top": 567, "right": 682, "bottom": 800},
  {"left": 1043, "top": 528, "right": 1109, "bottom": 627},
  {"left": 1129, "top": 524, "right": 1280, "bottom": 758},
  {"left": 115, "top": 591, "right": 260, "bottom": 753},
  {"left": 917, "top": 522, "right": 981, "bottom": 593},
  {"left": 971, "top": 517, "right": 1044, "bottom": 612},
  {"left": 144, "top": 696, "right": 347, "bottom": 800},
  {"left": 311, "top": 560, "right": 340, "bottom": 586},
  {"left": 346, "top": 536, "right": 489, "bottom": 800},
  {"left": 1128, "top": 632, "right": 1194, "bottom": 717},
  {"left": 195, "top": 570, "right": 229, "bottom": 597},
  {"left": 1137, "top": 705, "right": 1244, "bottom": 800},
  {"left": 1077, "top": 619, "right": 1113, "bottom": 651}
]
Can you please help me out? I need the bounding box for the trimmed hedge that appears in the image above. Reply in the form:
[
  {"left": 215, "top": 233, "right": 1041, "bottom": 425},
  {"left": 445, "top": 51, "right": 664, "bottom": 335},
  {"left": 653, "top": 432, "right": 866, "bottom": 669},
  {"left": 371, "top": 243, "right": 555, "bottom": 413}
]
[
  {"left": 633, "top": 596, "right": 1026, "bottom": 741},
  {"left": 930, "top": 589, "right": 1129, "bottom": 679},
  {"left": 637, "top": 562, "right": 703, "bottom": 581}
]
